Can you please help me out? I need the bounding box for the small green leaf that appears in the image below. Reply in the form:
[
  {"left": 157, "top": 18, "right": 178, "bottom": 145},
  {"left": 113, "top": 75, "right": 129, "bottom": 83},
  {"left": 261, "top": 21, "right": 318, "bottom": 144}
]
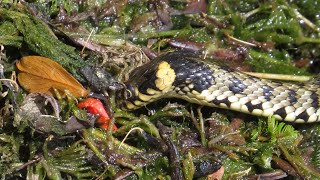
[
  {"left": 182, "top": 152, "right": 195, "bottom": 180},
  {"left": 253, "top": 143, "right": 273, "bottom": 169},
  {"left": 267, "top": 116, "right": 299, "bottom": 146}
]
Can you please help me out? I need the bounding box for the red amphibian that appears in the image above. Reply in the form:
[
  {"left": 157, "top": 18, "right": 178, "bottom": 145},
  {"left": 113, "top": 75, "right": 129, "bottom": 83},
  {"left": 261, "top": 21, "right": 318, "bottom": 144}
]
[{"left": 77, "top": 98, "right": 118, "bottom": 130}]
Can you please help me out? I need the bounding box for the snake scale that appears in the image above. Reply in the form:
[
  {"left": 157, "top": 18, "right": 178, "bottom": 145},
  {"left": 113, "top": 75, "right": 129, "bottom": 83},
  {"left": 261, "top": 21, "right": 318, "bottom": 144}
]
[{"left": 120, "top": 51, "right": 320, "bottom": 123}]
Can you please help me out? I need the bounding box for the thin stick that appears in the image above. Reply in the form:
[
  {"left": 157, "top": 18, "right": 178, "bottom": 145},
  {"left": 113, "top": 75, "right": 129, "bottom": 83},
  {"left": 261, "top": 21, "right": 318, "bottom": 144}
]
[
  {"left": 0, "top": 78, "right": 19, "bottom": 91},
  {"left": 293, "top": 9, "right": 319, "bottom": 32},
  {"left": 197, "top": 106, "right": 207, "bottom": 146},
  {"left": 224, "top": 32, "right": 257, "bottom": 47},
  {"left": 242, "top": 72, "right": 312, "bottom": 82},
  {"left": 118, "top": 127, "right": 144, "bottom": 149},
  {"left": 81, "top": 29, "right": 95, "bottom": 55}
]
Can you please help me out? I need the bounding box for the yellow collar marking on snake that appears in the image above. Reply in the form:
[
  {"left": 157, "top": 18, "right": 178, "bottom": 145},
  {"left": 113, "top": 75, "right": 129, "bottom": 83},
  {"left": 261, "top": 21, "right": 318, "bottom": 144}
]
[{"left": 155, "top": 61, "right": 176, "bottom": 92}]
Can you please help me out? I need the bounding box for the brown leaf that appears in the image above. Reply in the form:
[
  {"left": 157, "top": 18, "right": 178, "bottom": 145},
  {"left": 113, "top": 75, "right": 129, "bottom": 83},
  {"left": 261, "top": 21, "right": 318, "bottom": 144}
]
[
  {"left": 207, "top": 166, "right": 224, "bottom": 180},
  {"left": 17, "top": 56, "right": 89, "bottom": 97}
]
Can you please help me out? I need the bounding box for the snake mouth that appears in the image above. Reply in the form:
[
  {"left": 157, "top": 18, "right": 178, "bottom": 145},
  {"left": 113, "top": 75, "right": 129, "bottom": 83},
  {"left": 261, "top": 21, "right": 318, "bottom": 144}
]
[{"left": 119, "top": 82, "right": 174, "bottom": 110}]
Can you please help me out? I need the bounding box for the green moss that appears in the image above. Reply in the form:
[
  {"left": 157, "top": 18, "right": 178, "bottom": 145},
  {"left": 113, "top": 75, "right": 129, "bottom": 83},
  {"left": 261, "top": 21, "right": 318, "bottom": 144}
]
[
  {"left": 0, "top": 8, "right": 86, "bottom": 81},
  {"left": 0, "top": 21, "right": 22, "bottom": 47},
  {"left": 247, "top": 49, "right": 310, "bottom": 75}
]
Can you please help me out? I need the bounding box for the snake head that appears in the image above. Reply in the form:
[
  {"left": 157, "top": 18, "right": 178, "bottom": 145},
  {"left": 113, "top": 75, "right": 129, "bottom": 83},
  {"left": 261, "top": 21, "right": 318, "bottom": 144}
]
[{"left": 119, "top": 59, "right": 176, "bottom": 110}]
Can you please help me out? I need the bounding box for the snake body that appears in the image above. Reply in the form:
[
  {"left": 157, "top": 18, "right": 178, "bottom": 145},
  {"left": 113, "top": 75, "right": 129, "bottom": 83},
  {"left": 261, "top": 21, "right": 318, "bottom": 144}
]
[{"left": 121, "top": 51, "right": 320, "bottom": 123}]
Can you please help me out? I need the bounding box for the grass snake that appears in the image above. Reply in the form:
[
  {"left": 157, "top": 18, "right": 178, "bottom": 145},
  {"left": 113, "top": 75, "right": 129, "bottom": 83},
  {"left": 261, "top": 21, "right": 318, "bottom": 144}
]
[{"left": 120, "top": 51, "right": 320, "bottom": 123}]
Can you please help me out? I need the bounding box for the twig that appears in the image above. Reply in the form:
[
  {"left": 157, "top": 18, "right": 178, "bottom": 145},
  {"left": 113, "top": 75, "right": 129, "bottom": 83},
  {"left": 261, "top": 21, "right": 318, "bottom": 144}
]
[
  {"left": 118, "top": 127, "right": 144, "bottom": 149},
  {"left": 197, "top": 106, "right": 207, "bottom": 146},
  {"left": 0, "top": 78, "right": 19, "bottom": 91},
  {"left": 81, "top": 29, "right": 95, "bottom": 56},
  {"left": 224, "top": 32, "right": 257, "bottom": 47},
  {"left": 293, "top": 9, "right": 319, "bottom": 32},
  {"left": 242, "top": 72, "right": 311, "bottom": 82},
  {"left": 15, "top": 156, "right": 41, "bottom": 171}
]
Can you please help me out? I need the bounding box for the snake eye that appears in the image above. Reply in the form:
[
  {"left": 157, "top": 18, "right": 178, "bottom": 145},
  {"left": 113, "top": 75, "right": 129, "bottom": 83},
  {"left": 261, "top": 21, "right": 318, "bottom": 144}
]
[
  {"left": 126, "top": 89, "right": 132, "bottom": 99},
  {"left": 124, "top": 84, "right": 135, "bottom": 99}
]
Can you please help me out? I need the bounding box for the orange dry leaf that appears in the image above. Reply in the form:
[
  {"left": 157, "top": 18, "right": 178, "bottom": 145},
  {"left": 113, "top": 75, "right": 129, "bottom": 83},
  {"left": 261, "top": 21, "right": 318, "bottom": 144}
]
[
  {"left": 17, "top": 56, "right": 89, "bottom": 97},
  {"left": 207, "top": 166, "right": 224, "bottom": 180}
]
